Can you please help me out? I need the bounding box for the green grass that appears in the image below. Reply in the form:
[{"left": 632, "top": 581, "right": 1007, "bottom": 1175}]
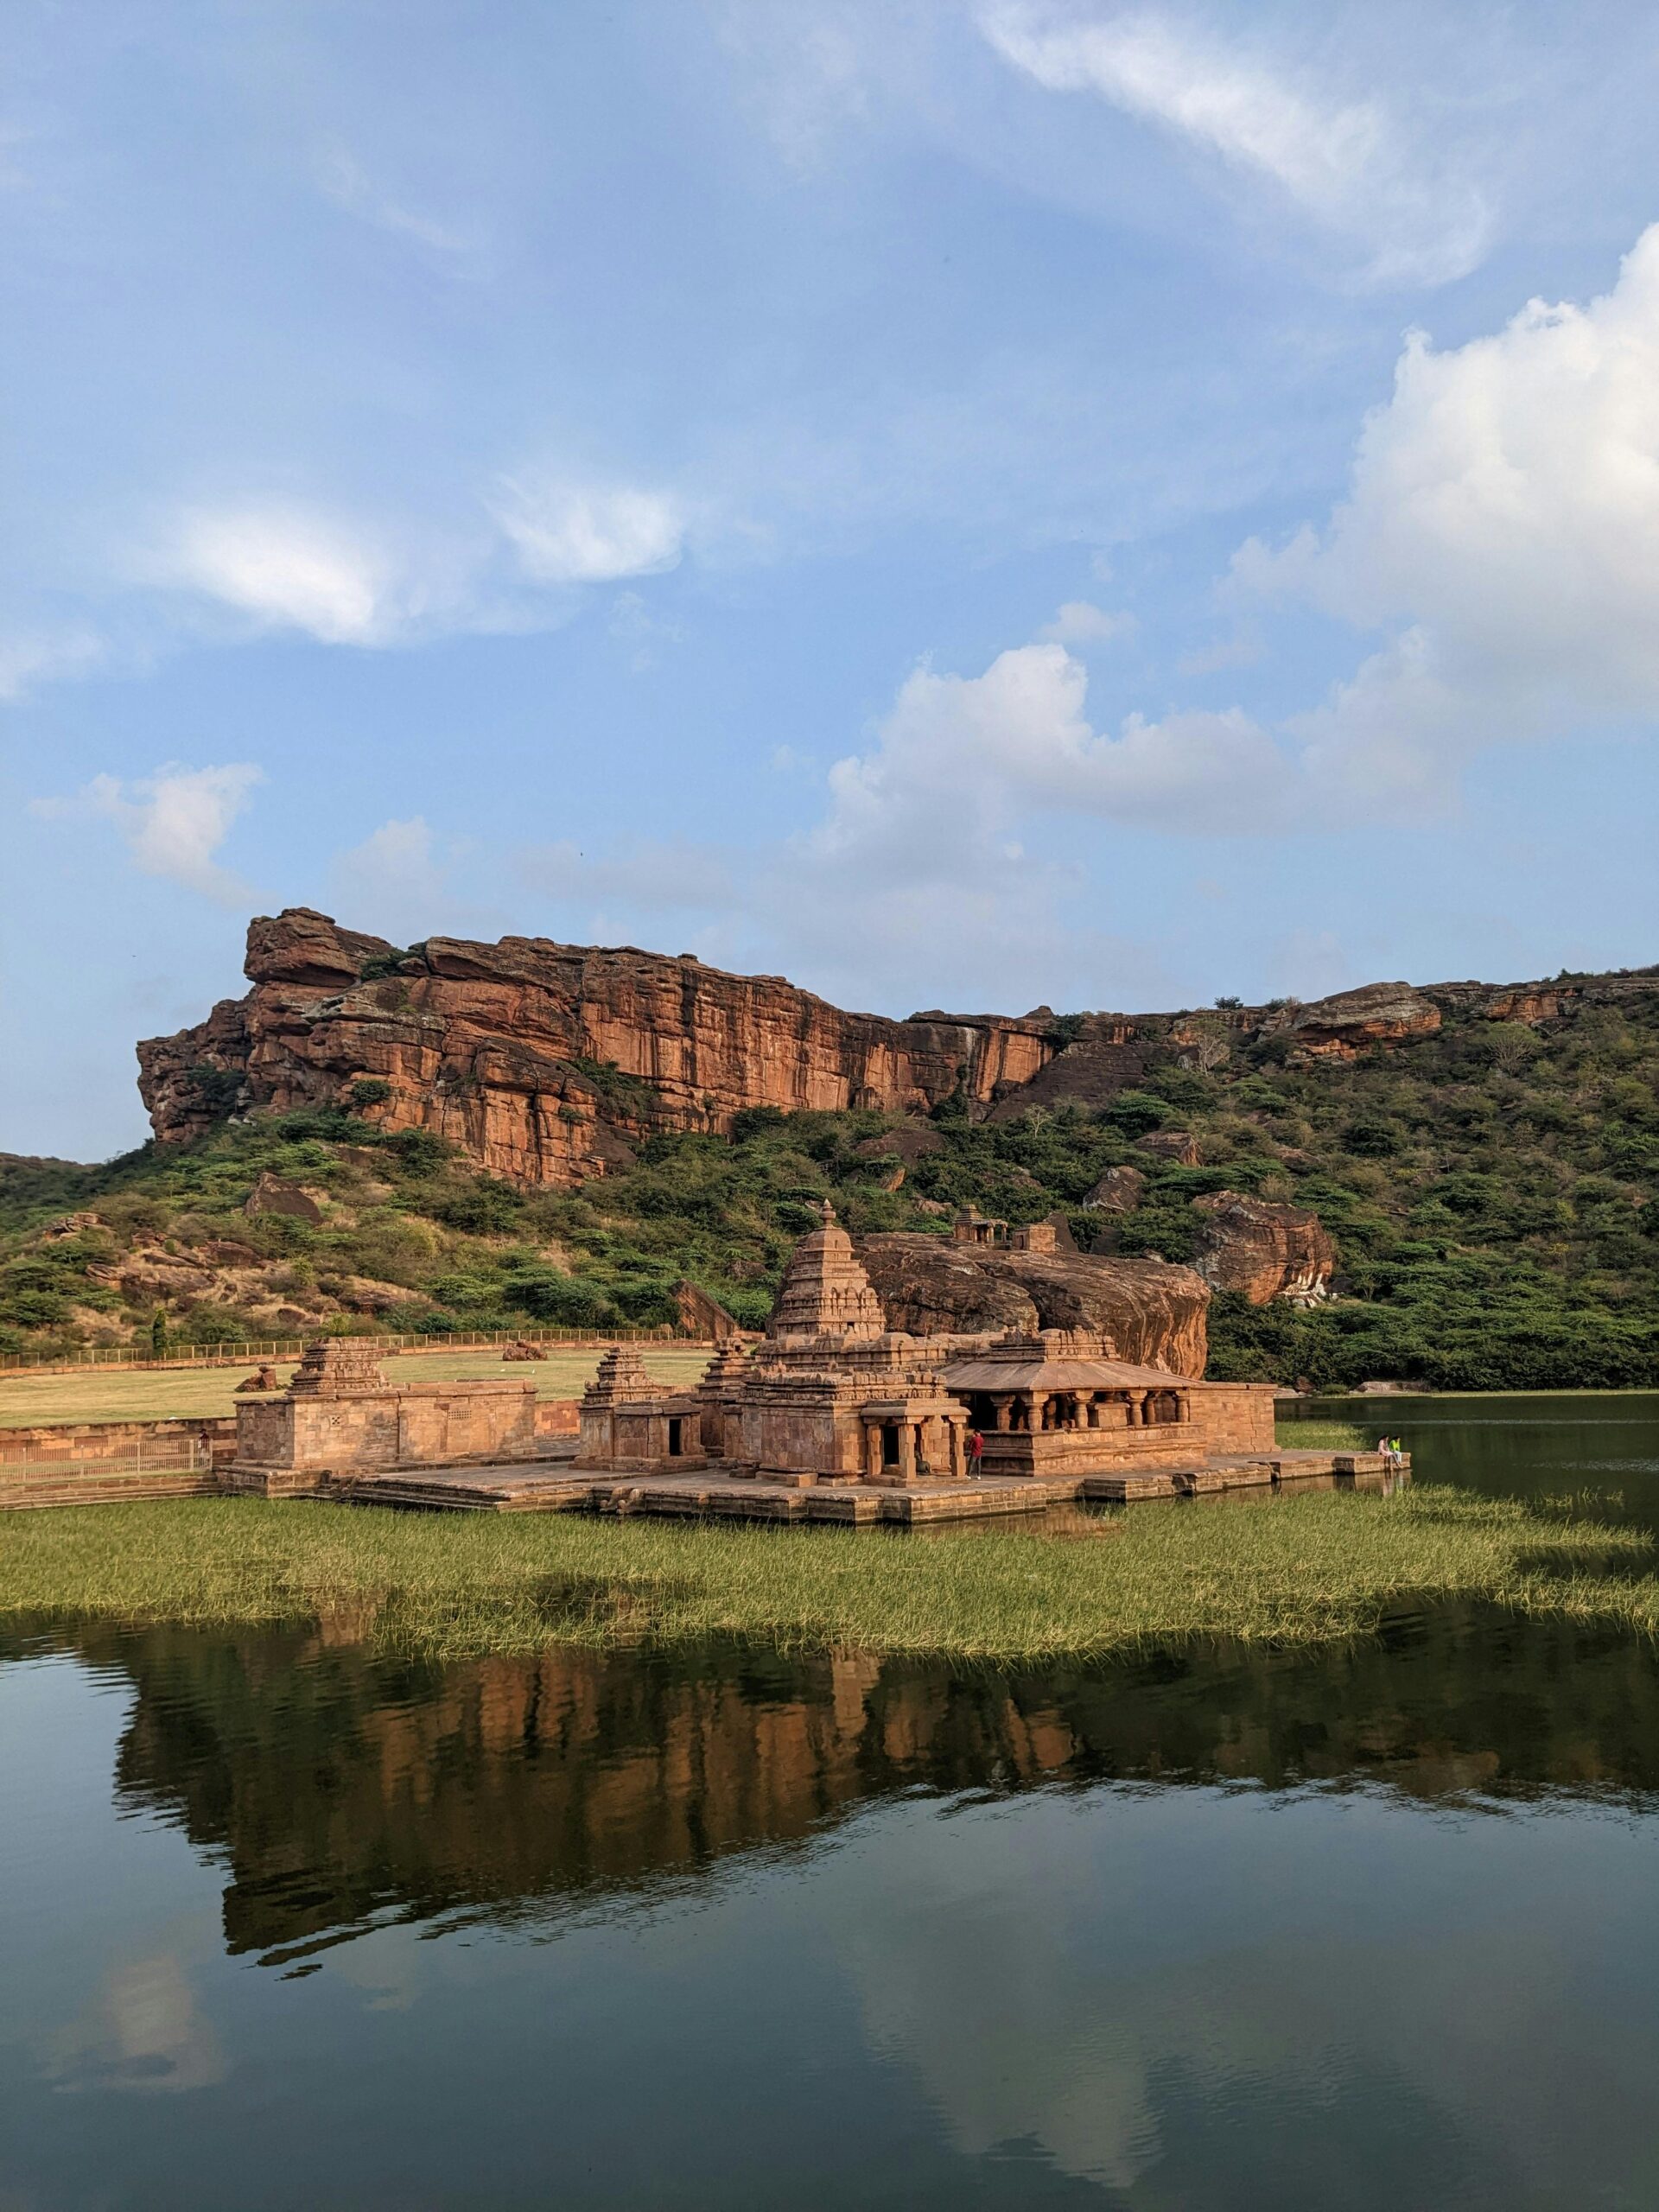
[
  {"left": 1274, "top": 1421, "right": 1371, "bottom": 1450},
  {"left": 2, "top": 1487, "right": 1653, "bottom": 1664},
  {"left": 0, "top": 1348, "right": 711, "bottom": 1428}
]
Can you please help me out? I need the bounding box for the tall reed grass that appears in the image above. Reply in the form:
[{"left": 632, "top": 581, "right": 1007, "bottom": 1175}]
[{"left": 3, "top": 1488, "right": 1654, "bottom": 1663}]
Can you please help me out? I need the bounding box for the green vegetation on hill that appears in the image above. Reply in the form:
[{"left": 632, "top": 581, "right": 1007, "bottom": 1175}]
[{"left": 1, "top": 982, "right": 1656, "bottom": 1389}]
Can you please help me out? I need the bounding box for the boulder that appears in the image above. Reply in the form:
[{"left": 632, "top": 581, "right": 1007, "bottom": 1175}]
[
  {"left": 1139, "top": 1130, "right": 1201, "bottom": 1166},
  {"left": 41, "top": 1211, "right": 103, "bottom": 1241},
  {"left": 856, "top": 1236, "right": 1210, "bottom": 1375},
  {"left": 1083, "top": 1165, "right": 1147, "bottom": 1212},
  {"left": 1192, "top": 1192, "right": 1335, "bottom": 1305},
  {"left": 244, "top": 1173, "right": 323, "bottom": 1225}
]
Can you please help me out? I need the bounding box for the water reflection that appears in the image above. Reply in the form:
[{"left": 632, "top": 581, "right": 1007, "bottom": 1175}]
[
  {"left": 8, "top": 1598, "right": 1657, "bottom": 1969},
  {"left": 1280, "top": 1389, "right": 1659, "bottom": 1529}
]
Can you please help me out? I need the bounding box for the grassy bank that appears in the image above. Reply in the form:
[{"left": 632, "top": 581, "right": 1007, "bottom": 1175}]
[{"left": 2, "top": 1489, "right": 1654, "bottom": 1663}]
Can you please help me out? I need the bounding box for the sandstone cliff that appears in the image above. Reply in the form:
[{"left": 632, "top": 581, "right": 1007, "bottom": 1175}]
[
  {"left": 138, "top": 910, "right": 1055, "bottom": 1186},
  {"left": 138, "top": 909, "right": 1658, "bottom": 1191}
]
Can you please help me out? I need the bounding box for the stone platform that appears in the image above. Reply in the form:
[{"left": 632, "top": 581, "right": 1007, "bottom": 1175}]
[{"left": 315, "top": 1447, "right": 1403, "bottom": 1525}]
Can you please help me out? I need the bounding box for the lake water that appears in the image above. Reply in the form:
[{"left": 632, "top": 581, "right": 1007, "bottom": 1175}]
[{"left": 4, "top": 1395, "right": 1659, "bottom": 2211}]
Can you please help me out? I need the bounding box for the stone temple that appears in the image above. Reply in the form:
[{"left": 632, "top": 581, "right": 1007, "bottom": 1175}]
[{"left": 228, "top": 1205, "right": 1387, "bottom": 1522}]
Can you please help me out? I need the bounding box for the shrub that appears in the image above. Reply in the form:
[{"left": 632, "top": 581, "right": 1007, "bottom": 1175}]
[{"left": 1103, "top": 1091, "right": 1172, "bottom": 1137}]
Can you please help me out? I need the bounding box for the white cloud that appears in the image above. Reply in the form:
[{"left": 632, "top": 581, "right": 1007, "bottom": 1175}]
[
  {"left": 818, "top": 640, "right": 1285, "bottom": 855},
  {"left": 1235, "top": 222, "right": 1659, "bottom": 797},
  {"left": 151, "top": 505, "right": 406, "bottom": 645},
  {"left": 1040, "top": 599, "right": 1137, "bottom": 645},
  {"left": 980, "top": 2, "right": 1491, "bottom": 284},
  {"left": 31, "top": 762, "right": 264, "bottom": 903},
  {"left": 493, "top": 478, "right": 685, "bottom": 585}
]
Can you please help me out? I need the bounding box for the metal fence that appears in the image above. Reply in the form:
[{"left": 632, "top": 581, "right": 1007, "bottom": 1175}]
[
  {"left": 2, "top": 1436, "right": 211, "bottom": 1478},
  {"left": 0, "top": 1322, "right": 690, "bottom": 1380}
]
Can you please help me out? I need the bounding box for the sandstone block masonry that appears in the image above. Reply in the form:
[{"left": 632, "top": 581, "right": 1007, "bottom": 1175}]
[{"left": 228, "top": 1338, "right": 562, "bottom": 1497}]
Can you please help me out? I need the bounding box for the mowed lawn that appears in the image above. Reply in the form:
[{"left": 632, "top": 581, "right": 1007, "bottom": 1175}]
[{"left": 0, "top": 1347, "right": 715, "bottom": 1427}]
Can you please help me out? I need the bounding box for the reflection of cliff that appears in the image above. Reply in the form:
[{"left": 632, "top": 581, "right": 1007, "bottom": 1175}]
[{"left": 42, "top": 1609, "right": 1659, "bottom": 1964}]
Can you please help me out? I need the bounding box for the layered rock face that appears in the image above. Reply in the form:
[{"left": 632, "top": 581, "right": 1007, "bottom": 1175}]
[
  {"left": 138, "top": 908, "right": 1659, "bottom": 1189},
  {"left": 1192, "top": 1192, "right": 1337, "bottom": 1306},
  {"left": 138, "top": 910, "right": 1055, "bottom": 1186},
  {"left": 856, "top": 1236, "right": 1210, "bottom": 1376}
]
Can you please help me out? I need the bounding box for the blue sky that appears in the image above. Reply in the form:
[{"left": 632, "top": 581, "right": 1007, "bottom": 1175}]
[{"left": 4, "top": 0, "right": 1658, "bottom": 1160}]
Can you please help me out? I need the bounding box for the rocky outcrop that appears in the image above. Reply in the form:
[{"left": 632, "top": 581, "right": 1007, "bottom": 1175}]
[
  {"left": 855, "top": 1236, "right": 1209, "bottom": 1376},
  {"left": 1271, "top": 983, "right": 1442, "bottom": 1059},
  {"left": 982, "top": 1038, "right": 1151, "bottom": 1120},
  {"left": 138, "top": 910, "right": 1659, "bottom": 1190},
  {"left": 853, "top": 1123, "right": 944, "bottom": 1166},
  {"left": 139, "top": 911, "right": 1057, "bottom": 1186},
  {"left": 1192, "top": 1192, "right": 1336, "bottom": 1306},
  {"left": 244, "top": 1173, "right": 322, "bottom": 1224}
]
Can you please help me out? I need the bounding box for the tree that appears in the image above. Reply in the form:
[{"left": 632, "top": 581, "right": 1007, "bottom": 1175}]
[{"left": 149, "top": 1308, "right": 168, "bottom": 1357}]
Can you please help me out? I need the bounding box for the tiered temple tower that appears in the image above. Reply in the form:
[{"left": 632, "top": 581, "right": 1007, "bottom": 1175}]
[{"left": 765, "top": 1201, "right": 887, "bottom": 1344}]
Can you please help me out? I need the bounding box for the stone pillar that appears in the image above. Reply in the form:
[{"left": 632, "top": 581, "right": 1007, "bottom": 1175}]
[
  {"left": 992, "top": 1395, "right": 1013, "bottom": 1433},
  {"left": 898, "top": 1423, "right": 917, "bottom": 1482},
  {"left": 1070, "top": 1391, "right": 1088, "bottom": 1429},
  {"left": 949, "top": 1421, "right": 965, "bottom": 1478},
  {"left": 862, "top": 1420, "right": 882, "bottom": 1481},
  {"left": 1029, "top": 1391, "right": 1048, "bottom": 1433}
]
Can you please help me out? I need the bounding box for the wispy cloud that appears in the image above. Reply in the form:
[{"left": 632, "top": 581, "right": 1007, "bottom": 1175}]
[
  {"left": 0, "top": 625, "right": 105, "bottom": 700},
  {"left": 31, "top": 762, "right": 264, "bottom": 903},
  {"left": 979, "top": 2, "right": 1491, "bottom": 283},
  {"left": 492, "top": 477, "right": 686, "bottom": 585},
  {"left": 134, "top": 474, "right": 690, "bottom": 652},
  {"left": 312, "top": 143, "right": 481, "bottom": 267}
]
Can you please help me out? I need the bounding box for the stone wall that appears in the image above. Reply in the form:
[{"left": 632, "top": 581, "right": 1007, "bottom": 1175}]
[
  {"left": 0, "top": 1415, "right": 235, "bottom": 1509},
  {"left": 231, "top": 1376, "right": 547, "bottom": 1494}
]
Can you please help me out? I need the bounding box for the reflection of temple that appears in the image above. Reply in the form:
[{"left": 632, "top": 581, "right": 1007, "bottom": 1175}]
[{"left": 61, "top": 1604, "right": 1659, "bottom": 1967}]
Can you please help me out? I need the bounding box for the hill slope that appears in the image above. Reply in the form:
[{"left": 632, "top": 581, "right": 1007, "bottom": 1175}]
[{"left": 4, "top": 938, "right": 1657, "bottom": 1389}]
